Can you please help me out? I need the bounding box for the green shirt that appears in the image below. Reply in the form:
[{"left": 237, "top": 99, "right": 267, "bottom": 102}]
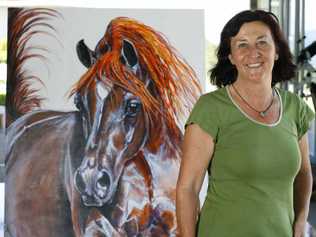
[{"left": 186, "top": 87, "right": 314, "bottom": 237}]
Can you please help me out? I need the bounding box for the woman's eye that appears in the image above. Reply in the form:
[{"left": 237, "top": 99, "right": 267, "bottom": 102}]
[
  {"left": 257, "top": 40, "right": 268, "bottom": 47},
  {"left": 237, "top": 43, "right": 248, "bottom": 48}
]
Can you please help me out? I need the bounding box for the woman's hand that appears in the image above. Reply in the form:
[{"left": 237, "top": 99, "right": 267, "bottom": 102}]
[{"left": 293, "top": 219, "right": 306, "bottom": 237}]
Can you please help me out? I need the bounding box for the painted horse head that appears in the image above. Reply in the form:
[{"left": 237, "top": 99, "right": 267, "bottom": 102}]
[{"left": 73, "top": 17, "right": 201, "bottom": 207}]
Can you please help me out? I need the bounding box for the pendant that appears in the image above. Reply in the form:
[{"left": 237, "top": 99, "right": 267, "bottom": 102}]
[{"left": 259, "top": 111, "right": 266, "bottom": 117}]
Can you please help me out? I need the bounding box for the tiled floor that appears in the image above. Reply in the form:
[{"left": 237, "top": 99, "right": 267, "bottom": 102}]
[
  {"left": 0, "top": 129, "right": 4, "bottom": 182},
  {"left": 307, "top": 201, "right": 316, "bottom": 236},
  {"left": 309, "top": 201, "right": 316, "bottom": 228},
  {"left": 0, "top": 183, "right": 4, "bottom": 237}
]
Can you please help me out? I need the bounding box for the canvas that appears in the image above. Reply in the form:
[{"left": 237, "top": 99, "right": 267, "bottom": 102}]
[{"left": 5, "top": 7, "right": 203, "bottom": 237}]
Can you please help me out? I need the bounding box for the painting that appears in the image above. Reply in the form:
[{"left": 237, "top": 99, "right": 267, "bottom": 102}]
[{"left": 5, "top": 7, "right": 203, "bottom": 237}]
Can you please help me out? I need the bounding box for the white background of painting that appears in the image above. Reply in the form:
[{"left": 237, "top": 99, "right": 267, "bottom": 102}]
[{"left": 21, "top": 8, "right": 205, "bottom": 111}]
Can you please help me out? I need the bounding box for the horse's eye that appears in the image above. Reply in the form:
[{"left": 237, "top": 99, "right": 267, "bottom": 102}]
[{"left": 125, "top": 100, "right": 141, "bottom": 117}]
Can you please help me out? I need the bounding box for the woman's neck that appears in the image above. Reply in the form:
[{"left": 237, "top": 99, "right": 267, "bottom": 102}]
[
  {"left": 234, "top": 77, "right": 271, "bottom": 94},
  {"left": 232, "top": 78, "right": 273, "bottom": 107}
]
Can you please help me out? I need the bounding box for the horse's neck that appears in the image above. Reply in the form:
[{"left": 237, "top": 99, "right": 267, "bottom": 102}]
[
  {"left": 141, "top": 124, "right": 182, "bottom": 194},
  {"left": 144, "top": 121, "right": 182, "bottom": 161}
]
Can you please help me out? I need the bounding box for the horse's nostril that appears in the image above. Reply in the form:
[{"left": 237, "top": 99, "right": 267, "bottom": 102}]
[
  {"left": 97, "top": 171, "right": 111, "bottom": 188},
  {"left": 75, "top": 171, "right": 86, "bottom": 192}
]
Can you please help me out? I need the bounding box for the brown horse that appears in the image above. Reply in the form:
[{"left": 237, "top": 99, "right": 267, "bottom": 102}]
[
  {"left": 5, "top": 8, "right": 98, "bottom": 237},
  {"left": 71, "top": 17, "right": 201, "bottom": 235},
  {"left": 5, "top": 8, "right": 84, "bottom": 237},
  {"left": 5, "top": 9, "right": 201, "bottom": 237}
]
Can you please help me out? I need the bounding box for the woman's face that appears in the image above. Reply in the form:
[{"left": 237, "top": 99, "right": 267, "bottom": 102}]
[{"left": 228, "top": 21, "right": 277, "bottom": 84}]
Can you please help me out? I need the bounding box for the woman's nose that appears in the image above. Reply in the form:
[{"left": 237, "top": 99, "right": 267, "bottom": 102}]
[{"left": 248, "top": 45, "right": 260, "bottom": 58}]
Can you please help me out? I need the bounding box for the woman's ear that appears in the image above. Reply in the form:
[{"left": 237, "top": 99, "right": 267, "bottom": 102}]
[{"left": 228, "top": 54, "right": 235, "bottom": 65}]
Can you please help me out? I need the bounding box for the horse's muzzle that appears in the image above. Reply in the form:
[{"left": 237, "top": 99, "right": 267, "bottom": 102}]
[{"left": 74, "top": 168, "right": 113, "bottom": 207}]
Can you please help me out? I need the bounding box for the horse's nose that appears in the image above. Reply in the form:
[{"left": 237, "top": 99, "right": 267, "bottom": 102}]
[{"left": 95, "top": 170, "right": 111, "bottom": 198}]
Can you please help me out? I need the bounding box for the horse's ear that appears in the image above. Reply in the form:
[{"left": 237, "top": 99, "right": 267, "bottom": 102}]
[
  {"left": 121, "top": 39, "right": 138, "bottom": 68},
  {"left": 76, "top": 39, "right": 96, "bottom": 68}
]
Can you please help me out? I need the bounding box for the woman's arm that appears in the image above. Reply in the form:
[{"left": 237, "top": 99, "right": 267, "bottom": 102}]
[
  {"left": 176, "top": 124, "right": 214, "bottom": 237},
  {"left": 293, "top": 133, "right": 313, "bottom": 237}
]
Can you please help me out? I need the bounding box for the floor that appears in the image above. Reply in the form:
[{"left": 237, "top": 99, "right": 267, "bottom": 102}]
[
  {"left": 0, "top": 129, "right": 4, "bottom": 237},
  {"left": 0, "top": 129, "right": 4, "bottom": 182},
  {"left": 0, "top": 183, "right": 3, "bottom": 237},
  {"left": 309, "top": 201, "right": 316, "bottom": 228}
]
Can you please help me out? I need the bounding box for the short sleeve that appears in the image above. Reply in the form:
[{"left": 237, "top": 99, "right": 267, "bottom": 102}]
[
  {"left": 297, "top": 97, "right": 315, "bottom": 140},
  {"left": 185, "top": 94, "right": 220, "bottom": 140}
]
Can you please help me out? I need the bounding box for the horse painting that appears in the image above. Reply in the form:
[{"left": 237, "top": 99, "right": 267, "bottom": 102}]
[{"left": 5, "top": 8, "right": 201, "bottom": 237}]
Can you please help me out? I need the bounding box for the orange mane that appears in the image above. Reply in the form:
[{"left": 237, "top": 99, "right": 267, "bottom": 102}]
[{"left": 71, "top": 17, "right": 201, "bottom": 143}]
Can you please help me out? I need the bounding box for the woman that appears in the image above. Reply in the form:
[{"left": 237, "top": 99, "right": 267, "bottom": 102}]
[{"left": 176, "top": 10, "right": 314, "bottom": 237}]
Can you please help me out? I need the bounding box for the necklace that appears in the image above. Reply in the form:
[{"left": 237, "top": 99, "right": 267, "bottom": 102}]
[{"left": 231, "top": 84, "right": 275, "bottom": 117}]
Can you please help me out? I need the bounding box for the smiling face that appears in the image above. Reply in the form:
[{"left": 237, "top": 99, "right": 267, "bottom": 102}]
[{"left": 228, "top": 21, "right": 278, "bottom": 84}]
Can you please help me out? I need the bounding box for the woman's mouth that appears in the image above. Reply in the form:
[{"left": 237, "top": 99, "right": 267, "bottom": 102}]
[{"left": 246, "top": 63, "right": 263, "bottom": 68}]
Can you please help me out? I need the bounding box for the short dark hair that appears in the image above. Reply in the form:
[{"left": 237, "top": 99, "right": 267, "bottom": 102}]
[{"left": 210, "top": 10, "right": 296, "bottom": 88}]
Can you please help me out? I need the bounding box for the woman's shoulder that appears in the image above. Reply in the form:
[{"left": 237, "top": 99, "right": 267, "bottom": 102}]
[
  {"left": 193, "top": 87, "right": 230, "bottom": 113},
  {"left": 277, "top": 88, "right": 315, "bottom": 121},
  {"left": 199, "top": 87, "right": 227, "bottom": 102},
  {"left": 277, "top": 88, "right": 306, "bottom": 106},
  {"left": 277, "top": 88, "right": 299, "bottom": 99}
]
